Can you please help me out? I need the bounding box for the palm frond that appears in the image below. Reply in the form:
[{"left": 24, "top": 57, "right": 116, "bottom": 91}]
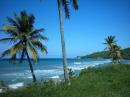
[
  {"left": 61, "top": 0, "right": 70, "bottom": 18},
  {"left": 31, "top": 39, "right": 47, "bottom": 54},
  {"left": 31, "top": 34, "right": 48, "bottom": 41},
  {"left": 10, "top": 42, "right": 23, "bottom": 56},
  {"left": 1, "top": 42, "right": 23, "bottom": 59},
  {"left": 27, "top": 42, "right": 38, "bottom": 63},
  {"left": 30, "top": 28, "right": 44, "bottom": 36},
  {"left": 70, "top": 0, "right": 79, "bottom": 10},
  {"left": 0, "top": 49, "right": 10, "bottom": 58},
  {"left": 6, "top": 16, "right": 20, "bottom": 29},
  {"left": 0, "top": 38, "right": 17, "bottom": 43},
  {"left": 3, "top": 25, "right": 19, "bottom": 37}
]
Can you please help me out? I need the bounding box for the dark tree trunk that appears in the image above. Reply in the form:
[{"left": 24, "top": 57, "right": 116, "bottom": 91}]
[
  {"left": 57, "top": 0, "right": 70, "bottom": 84},
  {"left": 25, "top": 49, "right": 37, "bottom": 82}
]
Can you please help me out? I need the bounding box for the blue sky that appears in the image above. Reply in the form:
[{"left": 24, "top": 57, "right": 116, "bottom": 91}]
[{"left": 0, "top": 0, "right": 130, "bottom": 58}]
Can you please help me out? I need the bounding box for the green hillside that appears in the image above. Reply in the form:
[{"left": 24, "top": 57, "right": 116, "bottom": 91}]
[{"left": 80, "top": 48, "right": 130, "bottom": 60}]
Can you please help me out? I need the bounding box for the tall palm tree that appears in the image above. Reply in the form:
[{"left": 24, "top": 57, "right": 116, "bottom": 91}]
[
  {"left": 57, "top": 0, "right": 78, "bottom": 84},
  {"left": 104, "top": 36, "right": 121, "bottom": 64},
  {"left": 39, "top": 0, "right": 78, "bottom": 84},
  {"left": 0, "top": 11, "right": 48, "bottom": 82}
]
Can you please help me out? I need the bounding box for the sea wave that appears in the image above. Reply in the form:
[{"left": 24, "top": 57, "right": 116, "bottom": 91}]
[
  {"left": 50, "top": 75, "right": 59, "bottom": 79},
  {"left": 0, "top": 89, "right": 2, "bottom": 93},
  {"left": 69, "top": 59, "right": 112, "bottom": 71},
  {"left": 8, "top": 82, "right": 24, "bottom": 89},
  {"left": 74, "top": 62, "right": 82, "bottom": 65}
]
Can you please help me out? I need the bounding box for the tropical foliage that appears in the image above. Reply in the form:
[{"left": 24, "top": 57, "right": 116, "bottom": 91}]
[
  {"left": 0, "top": 11, "right": 48, "bottom": 82},
  {"left": 104, "top": 36, "right": 121, "bottom": 63}
]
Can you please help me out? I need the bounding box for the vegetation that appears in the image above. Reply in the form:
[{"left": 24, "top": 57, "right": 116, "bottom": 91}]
[
  {"left": 80, "top": 36, "right": 129, "bottom": 60},
  {"left": 0, "top": 11, "right": 48, "bottom": 82},
  {"left": 81, "top": 48, "right": 130, "bottom": 60},
  {"left": 68, "top": 68, "right": 75, "bottom": 78},
  {"left": 0, "top": 64, "right": 130, "bottom": 97},
  {"left": 121, "top": 48, "right": 130, "bottom": 59},
  {"left": 104, "top": 36, "right": 121, "bottom": 63},
  {"left": 81, "top": 51, "right": 110, "bottom": 59}
]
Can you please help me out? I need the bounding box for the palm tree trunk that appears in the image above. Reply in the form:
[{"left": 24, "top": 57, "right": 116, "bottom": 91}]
[
  {"left": 25, "top": 49, "right": 37, "bottom": 82},
  {"left": 57, "top": 0, "right": 70, "bottom": 84}
]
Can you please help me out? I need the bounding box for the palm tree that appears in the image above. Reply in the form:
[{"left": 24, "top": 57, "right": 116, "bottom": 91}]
[
  {"left": 104, "top": 36, "right": 121, "bottom": 64},
  {"left": 104, "top": 35, "right": 116, "bottom": 50},
  {"left": 109, "top": 45, "right": 121, "bottom": 64},
  {"left": 0, "top": 11, "right": 48, "bottom": 82},
  {"left": 39, "top": 0, "right": 78, "bottom": 84},
  {"left": 56, "top": 0, "right": 79, "bottom": 84}
]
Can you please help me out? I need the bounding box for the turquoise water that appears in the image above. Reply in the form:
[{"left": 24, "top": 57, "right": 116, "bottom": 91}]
[{"left": 0, "top": 58, "right": 129, "bottom": 88}]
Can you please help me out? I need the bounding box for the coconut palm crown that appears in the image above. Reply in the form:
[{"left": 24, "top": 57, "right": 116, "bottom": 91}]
[
  {"left": 104, "top": 35, "right": 116, "bottom": 50},
  {"left": 0, "top": 11, "right": 48, "bottom": 82},
  {"left": 57, "top": 0, "right": 79, "bottom": 19}
]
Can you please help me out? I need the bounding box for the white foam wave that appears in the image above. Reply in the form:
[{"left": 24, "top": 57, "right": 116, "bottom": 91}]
[
  {"left": 8, "top": 82, "right": 24, "bottom": 89},
  {"left": 0, "top": 89, "right": 2, "bottom": 93},
  {"left": 74, "top": 62, "right": 82, "bottom": 65},
  {"left": 2, "top": 69, "right": 64, "bottom": 79},
  {"left": 3, "top": 72, "right": 25, "bottom": 76},
  {"left": 26, "top": 76, "right": 33, "bottom": 79},
  {"left": 69, "top": 59, "right": 112, "bottom": 71},
  {"left": 34, "top": 69, "right": 63, "bottom": 76},
  {"left": 50, "top": 75, "right": 59, "bottom": 79}
]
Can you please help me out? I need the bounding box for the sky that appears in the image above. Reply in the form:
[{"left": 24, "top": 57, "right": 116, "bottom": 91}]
[{"left": 0, "top": 0, "right": 130, "bottom": 58}]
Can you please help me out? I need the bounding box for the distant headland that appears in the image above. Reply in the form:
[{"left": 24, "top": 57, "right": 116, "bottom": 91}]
[{"left": 78, "top": 48, "right": 130, "bottom": 60}]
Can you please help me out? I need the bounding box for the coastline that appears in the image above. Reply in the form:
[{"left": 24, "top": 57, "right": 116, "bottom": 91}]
[{"left": 0, "top": 58, "right": 130, "bottom": 93}]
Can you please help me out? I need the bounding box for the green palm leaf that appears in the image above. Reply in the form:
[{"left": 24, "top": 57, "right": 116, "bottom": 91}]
[
  {"left": 61, "top": 0, "right": 70, "bottom": 18},
  {"left": 0, "top": 38, "right": 17, "bottom": 43},
  {"left": 70, "top": 0, "right": 79, "bottom": 10},
  {"left": 31, "top": 39, "right": 47, "bottom": 54},
  {"left": 31, "top": 34, "right": 48, "bottom": 41},
  {"left": 27, "top": 42, "right": 38, "bottom": 63},
  {"left": 30, "top": 28, "right": 44, "bottom": 36}
]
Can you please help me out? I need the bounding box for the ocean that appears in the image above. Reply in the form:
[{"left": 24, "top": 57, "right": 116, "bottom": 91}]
[{"left": 0, "top": 58, "right": 130, "bottom": 89}]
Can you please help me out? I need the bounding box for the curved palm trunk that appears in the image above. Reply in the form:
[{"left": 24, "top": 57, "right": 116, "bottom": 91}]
[
  {"left": 57, "top": 0, "right": 70, "bottom": 84},
  {"left": 25, "top": 49, "right": 37, "bottom": 82}
]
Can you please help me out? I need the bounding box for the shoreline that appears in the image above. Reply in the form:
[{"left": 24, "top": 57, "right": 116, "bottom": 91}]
[
  {"left": 1, "top": 59, "right": 130, "bottom": 93},
  {"left": 0, "top": 64, "right": 130, "bottom": 96}
]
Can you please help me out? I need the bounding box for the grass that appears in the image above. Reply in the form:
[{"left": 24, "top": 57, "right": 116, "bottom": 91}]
[{"left": 0, "top": 64, "right": 130, "bottom": 97}]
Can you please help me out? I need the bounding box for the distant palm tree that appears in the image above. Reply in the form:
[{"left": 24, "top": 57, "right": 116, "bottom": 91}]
[
  {"left": 104, "top": 36, "right": 121, "bottom": 64},
  {"left": 109, "top": 45, "right": 121, "bottom": 64},
  {"left": 0, "top": 11, "right": 48, "bottom": 82}
]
